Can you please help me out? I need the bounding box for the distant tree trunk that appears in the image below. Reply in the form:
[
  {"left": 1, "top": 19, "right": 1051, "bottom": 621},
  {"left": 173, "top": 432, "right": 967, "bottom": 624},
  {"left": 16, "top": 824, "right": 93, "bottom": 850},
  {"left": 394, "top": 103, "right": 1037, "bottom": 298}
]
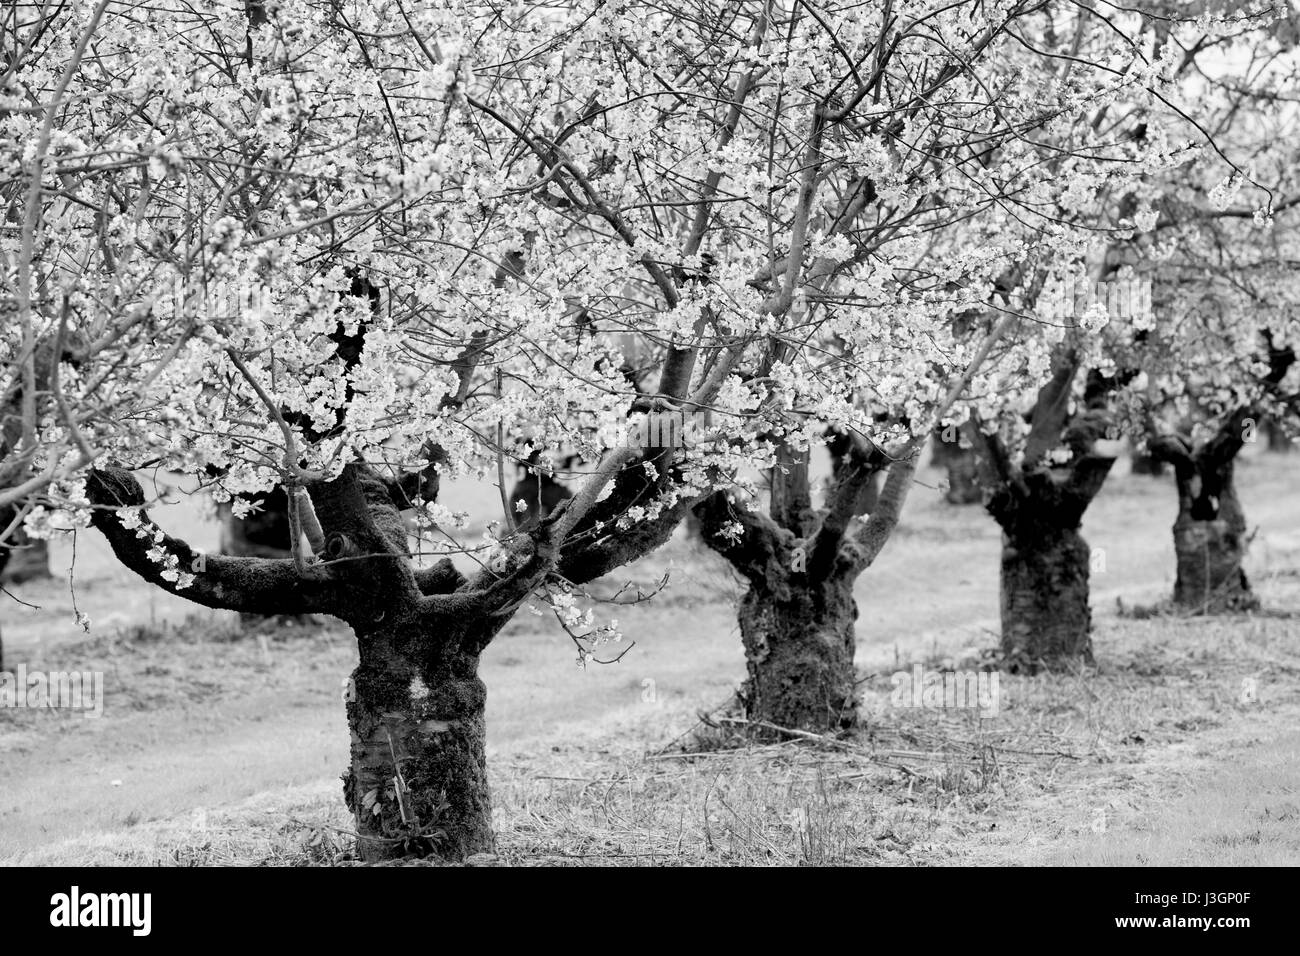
[
  {"left": 1172, "top": 513, "right": 1254, "bottom": 613},
  {"left": 1154, "top": 427, "right": 1259, "bottom": 614},
  {"left": 1159, "top": 336, "right": 1292, "bottom": 611},
  {"left": 507, "top": 453, "right": 572, "bottom": 530},
  {"left": 1130, "top": 444, "right": 1166, "bottom": 476},
  {"left": 219, "top": 490, "right": 312, "bottom": 627},
  {"left": 0, "top": 529, "right": 51, "bottom": 583},
  {"left": 219, "top": 488, "right": 294, "bottom": 559},
  {"left": 971, "top": 360, "right": 1123, "bottom": 672},
  {"left": 1149, "top": 328, "right": 1297, "bottom": 614},
  {"left": 697, "top": 436, "right": 917, "bottom": 733},
  {"left": 930, "top": 428, "right": 981, "bottom": 503},
  {"left": 1264, "top": 417, "right": 1292, "bottom": 452},
  {"left": 825, "top": 429, "right": 882, "bottom": 513}
]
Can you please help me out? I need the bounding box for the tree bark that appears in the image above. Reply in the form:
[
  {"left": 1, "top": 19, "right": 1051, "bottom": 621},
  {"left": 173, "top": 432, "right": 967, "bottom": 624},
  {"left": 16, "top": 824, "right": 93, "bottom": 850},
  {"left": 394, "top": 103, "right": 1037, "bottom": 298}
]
[
  {"left": 1152, "top": 418, "right": 1260, "bottom": 614},
  {"left": 1000, "top": 523, "right": 1094, "bottom": 670},
  {"left": 704, "top": 440, "right": 863, "bottom": 733},
  {"left": 695, "top": 446, "right": 919, "bottom": 733},
  {"left": 1172, "top": 516, "right": 1255, "bottom": 613},
  {"left": 972, "top": 357, "right": 1123, "bottom": 671},
  {"left": 736, "top": 575, "right": 858, "bottom": 732},
  {"left": 344, "top": 610, "right": 501, "bottom": 862},
  {"left": 1170, "top": 459, "right": 1257, "bottom": 613},
  {"left": 87, "top": 464, "right": 515, "bottom": 862}
]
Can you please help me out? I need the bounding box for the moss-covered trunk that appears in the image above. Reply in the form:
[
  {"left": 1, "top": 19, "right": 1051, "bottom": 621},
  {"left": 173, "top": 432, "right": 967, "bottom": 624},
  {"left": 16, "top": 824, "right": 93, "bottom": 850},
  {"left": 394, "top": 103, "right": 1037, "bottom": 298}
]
[
  {"left": 981, "top": 453, "right": 1114, "bottom": 672},
  {"left": 736, "top": 575, "right": 859, "bottom": 732},
  {"left": 344, "top": 610, "right": 504, "bottom": 862},
  {"left": 1000, "top": 523, "right": 1094, "bottom": 670}
]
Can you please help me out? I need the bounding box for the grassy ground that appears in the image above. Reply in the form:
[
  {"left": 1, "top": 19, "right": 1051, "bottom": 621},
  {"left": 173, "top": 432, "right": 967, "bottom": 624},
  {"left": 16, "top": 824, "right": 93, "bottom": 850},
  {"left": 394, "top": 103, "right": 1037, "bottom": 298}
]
[{"left": 2, "top": 447, "right": 1298, "bottom": 865}]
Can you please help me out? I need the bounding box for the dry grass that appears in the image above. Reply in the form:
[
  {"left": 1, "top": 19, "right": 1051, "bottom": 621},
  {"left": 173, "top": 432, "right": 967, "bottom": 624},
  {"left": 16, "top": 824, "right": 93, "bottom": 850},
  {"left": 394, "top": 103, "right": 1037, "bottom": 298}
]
[
  {"left": 12, "top": 613, "right": 1298, "bottom": 868},
  {"left": 23, "top": 586, "right": 1291, "bottom": 868}
]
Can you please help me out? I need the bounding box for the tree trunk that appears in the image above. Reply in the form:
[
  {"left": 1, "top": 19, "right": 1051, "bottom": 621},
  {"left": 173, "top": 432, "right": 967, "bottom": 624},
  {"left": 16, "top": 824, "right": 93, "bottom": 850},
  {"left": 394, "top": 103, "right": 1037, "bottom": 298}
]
[
  {"left": 1000, "top": 524, "right": 1094, "bottom": 671},
  {"left": 1172, "top": 518, "right": 1256, "bottom": 613},
  {"left": 1169, "top": 463, "right": 1257, "bottom": 614},
  {"left": 736, "top": 575, "right": 858, "bottom": 732},
  {"left": 1265, "top": 417, "right": 1291, "bottom": 453},
  {"left": 1130, "top": 451, "right": 1166, "bottom": 476},
  {"left": 1, "top": 530, "right": 51, "bottom": 583},
  {"left": 943, "top": 449, "right": 981, "bottom": 503},
  {"left": 930, "top": 431, "right": 981, "bottom": 503},
  {"left": 344, "top": 611, "right": 503, "bottom": 862},
  {"left": 218, "top": 490, "right": 293, "bottom": 559}
]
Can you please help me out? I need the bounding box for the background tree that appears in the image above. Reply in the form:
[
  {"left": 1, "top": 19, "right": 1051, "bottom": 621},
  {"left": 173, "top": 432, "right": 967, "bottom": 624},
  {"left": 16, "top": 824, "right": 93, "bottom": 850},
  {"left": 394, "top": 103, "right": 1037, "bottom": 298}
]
[
  {"left": 683, "top": 0, "right": 1198, "bottom": 717},
  {"left": 968, "top": 356, "right": 1135, "bottom": 670},
  {"left": 930, "top": 426, "right": 983, "bottom": 504},
  {"left": 1147, "top": 336, "right": 1295, "bottom": 612},
  {"left": 956, "top": 1, "right": 1298, "bottom": 669},
  {"left": 1125, "top": 4, "right": 1300, "bottom": 613}
]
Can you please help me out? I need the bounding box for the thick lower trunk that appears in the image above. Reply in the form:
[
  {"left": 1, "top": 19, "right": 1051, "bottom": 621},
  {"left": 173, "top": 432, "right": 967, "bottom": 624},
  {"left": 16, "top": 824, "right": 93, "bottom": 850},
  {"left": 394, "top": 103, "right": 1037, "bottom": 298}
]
[
  {"left": 1166, "top": 455, "right": 1256, "bottom": 614},
  {"left": 344, "top": 614, "right": 501, "bottom": 862},
  {"left": 1172, "top": 516, "right": 1257, "bottom": 613},
  {"left": 736, "top": 577, "right": 858, "bottom": 732},
  {"left": 1000, "top": 526, "right": 1093, "bottom": 671}
]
